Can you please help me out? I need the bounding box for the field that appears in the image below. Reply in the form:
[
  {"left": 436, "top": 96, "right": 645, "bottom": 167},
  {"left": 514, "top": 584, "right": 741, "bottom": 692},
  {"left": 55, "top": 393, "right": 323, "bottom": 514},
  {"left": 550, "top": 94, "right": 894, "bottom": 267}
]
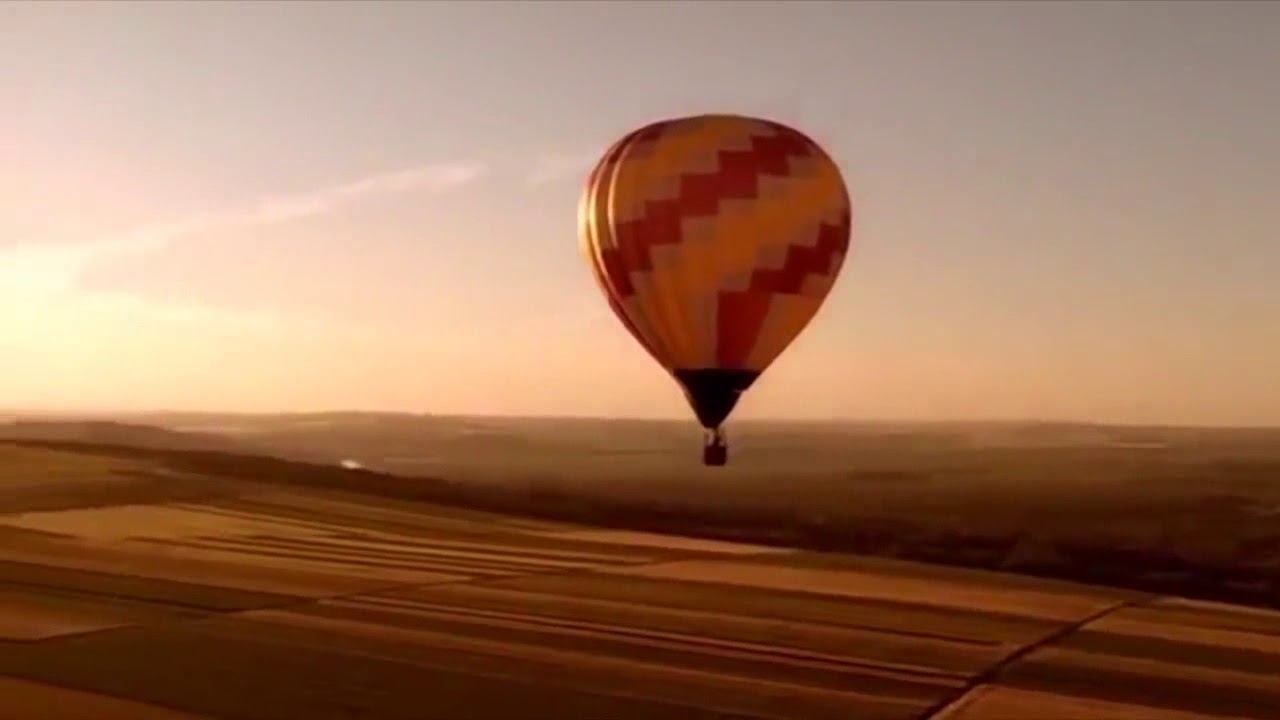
[
  {"left": 2, "top": 439, "right": 1278, "bottom": 719},
  {"left": 4, "top": 414, "right": 1278, "bottom": 610}
]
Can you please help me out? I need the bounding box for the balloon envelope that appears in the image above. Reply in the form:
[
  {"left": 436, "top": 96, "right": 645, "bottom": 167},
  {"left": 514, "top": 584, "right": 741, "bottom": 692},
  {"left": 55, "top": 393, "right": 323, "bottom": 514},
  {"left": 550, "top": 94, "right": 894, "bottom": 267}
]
[{"left": 579, "top": 114, "right": 852, "bottom": 459}]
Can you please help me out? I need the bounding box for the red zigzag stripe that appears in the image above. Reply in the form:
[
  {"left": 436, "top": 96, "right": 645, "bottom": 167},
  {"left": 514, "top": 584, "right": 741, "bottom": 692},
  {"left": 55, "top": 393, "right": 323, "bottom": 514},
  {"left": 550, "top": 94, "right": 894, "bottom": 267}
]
[
  {"left": 748, "top": 210, "right": 851, "bottom": 295},
  {"left": 601, "top": 122, "right": 815, "bottom": 297}
]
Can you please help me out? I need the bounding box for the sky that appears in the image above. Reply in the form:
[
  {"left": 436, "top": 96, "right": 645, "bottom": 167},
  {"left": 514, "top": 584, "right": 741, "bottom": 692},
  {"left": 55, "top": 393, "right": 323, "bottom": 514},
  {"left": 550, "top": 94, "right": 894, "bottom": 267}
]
[{"left": 2, "top": 0, "right": 1277, "bottom": 425}]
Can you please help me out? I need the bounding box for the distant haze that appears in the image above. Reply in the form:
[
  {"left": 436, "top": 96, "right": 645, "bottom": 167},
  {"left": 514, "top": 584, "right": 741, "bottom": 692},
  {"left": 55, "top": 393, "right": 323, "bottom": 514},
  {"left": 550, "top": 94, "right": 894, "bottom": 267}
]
[{"left": 2, "top": 1, "right": 1277, "bottom": 425}]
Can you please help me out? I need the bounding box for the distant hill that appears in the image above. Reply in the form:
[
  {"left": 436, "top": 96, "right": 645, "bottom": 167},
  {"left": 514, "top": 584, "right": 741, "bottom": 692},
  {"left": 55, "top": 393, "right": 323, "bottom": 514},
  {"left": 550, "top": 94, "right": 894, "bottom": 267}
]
[
  {"left": 7, "top": 412, "right": 1279, "bottom": 484},
  {"left": 108, "top": 412, "right": 1280, "bottom": 478},
  {"left": 0, "top": 419, "right": 264, "bottom": 456}
]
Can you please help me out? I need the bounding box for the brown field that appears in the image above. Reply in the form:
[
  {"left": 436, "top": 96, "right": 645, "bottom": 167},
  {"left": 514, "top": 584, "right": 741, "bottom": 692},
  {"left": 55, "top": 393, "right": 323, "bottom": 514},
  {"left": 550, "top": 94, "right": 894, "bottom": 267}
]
[
  {"left": 1, "top": 437, "right": 1277, "bottom": 719},
  {"left": 5, "top": 413, "right": 1277, "bottom": 610}
]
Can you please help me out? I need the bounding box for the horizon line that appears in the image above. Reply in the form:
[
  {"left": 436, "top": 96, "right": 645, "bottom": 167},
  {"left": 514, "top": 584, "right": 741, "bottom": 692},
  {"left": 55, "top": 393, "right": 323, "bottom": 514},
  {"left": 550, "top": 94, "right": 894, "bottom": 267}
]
[{"left": 2, "top": 408, "right": 1276, "bottom": 432}]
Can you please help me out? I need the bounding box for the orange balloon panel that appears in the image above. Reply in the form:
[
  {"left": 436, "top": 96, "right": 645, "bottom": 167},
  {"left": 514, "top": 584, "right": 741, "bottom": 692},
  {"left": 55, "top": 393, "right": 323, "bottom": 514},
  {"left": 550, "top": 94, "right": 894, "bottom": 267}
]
[{"left": 579, "top": 114, "right": 852, "bottom": 375}]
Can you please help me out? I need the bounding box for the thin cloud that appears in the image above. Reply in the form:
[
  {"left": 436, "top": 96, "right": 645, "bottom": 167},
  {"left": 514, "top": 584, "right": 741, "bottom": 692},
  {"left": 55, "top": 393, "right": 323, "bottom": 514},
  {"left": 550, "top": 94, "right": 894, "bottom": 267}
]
[
  {"left": 103, "top": 159, "right": 487, "bottom": 259},
  {"left": 527, "top": 150, "right": 600, "bottom": 186},
  {"left": 0, "top": 159, "right": 487, "bottom": 337},
  {"left": 252, "top": 161, "right": 486, "bottom": 225},
  {"left": 1, "top": 159, "right": 487, "bottom": 296}
]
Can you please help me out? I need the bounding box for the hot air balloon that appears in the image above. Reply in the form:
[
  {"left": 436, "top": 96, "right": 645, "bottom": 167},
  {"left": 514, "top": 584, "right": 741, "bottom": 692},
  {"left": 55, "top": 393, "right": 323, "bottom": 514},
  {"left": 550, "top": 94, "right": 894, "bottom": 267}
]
[{"left": 579, "top": 114, "right": 852, "bottom": 466}]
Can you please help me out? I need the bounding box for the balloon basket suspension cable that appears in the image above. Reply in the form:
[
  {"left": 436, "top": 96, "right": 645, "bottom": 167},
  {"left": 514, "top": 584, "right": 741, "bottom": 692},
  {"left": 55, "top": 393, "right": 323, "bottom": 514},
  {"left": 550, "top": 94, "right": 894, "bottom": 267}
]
[{"left": 703, "top": 426, "right": 728, "bottom": 467}]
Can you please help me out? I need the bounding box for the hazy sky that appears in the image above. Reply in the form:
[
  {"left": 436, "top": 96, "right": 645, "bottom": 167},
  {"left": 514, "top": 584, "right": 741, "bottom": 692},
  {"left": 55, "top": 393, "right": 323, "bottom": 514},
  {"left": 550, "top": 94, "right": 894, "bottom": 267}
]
[{"left": 2, "top": 1, "right": 1277, "bottom": 425}]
